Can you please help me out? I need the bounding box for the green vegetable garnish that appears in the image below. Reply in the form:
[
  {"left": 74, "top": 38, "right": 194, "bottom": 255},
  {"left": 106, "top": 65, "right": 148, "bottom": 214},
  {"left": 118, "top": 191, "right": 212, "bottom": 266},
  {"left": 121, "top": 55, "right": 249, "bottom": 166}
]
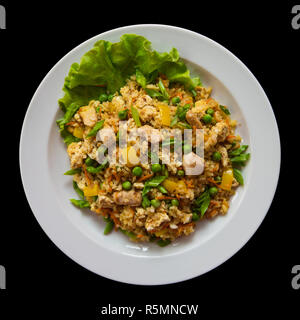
[
  {"left": 170, "top": 115, "right": 179, "bottom": 127},
  {"left": 228, "top": 145, "right": 248, "bottom": 157},
  {"left": 86, "top": 120, "right": 105, "bottom": 138},
  {"left": 145, "top": 88, "right": 165, "bottom": 100},
  {"left": 99, "top": 93, "right": 108, "bottom": 102},
  {"left": 70, "top": 199, "right": 90, "bottom": 208},
  {"left": 177, "top": 104, "right": 190, "bottom": 121},
  {"left": 220, "top": 105, "right": 230, "bottom": 115},
  {"left": 136, "top": 69, "right": 147, "bottom": 88},
  {"left": 233, "top": 168, "right": 244, "bottom": 185},
  {"left": 85, "top": 157, "right": 97, "bottom": 166},
  {"left": 73, "top": 181, "right": 84, "bottom": 199},
  {"left": 157, "top": 239, "right": 171, "bottom": 247},
  {"left": 193, "top": 189, "right": 211, "bottom": 217},
  {"left": 107, "top": 94, "right": 114, "bottom": 102},
  {"left": 142, "top": 195, "right": 151, "bottom": 208},
  {"left": 171, "top": 96, "right": 181, "bottom": 105},
  {"left": 206, "top": 108, "right": 214, "bottom": 116},
  {"left": 118, "top": 109, "right": 128, "bottom": 120},
  {"left": 64, "top": 168, "right": 82, "bottom": 175},
  {"left": 131, "top": 106, "right": 141, "bottom": 127},
  {"left": 176, "top": 122, "right": 192, "bottom": 129},
  {"left": 157, "top": 185, "right": 168, "bottom": 194},
  {"left": 86, "top": 159, "right": 108, "bottom": 173},
  {"left": 60, "top": 128, "right": 81, "bottom": 145},
  {"left": 230, "top": 153, "right": 250, "bottom": 166},
  {"left": 191, "top": 89, "right": 197, "bottom": 97},
  {"left": 104, "top": 219, "right": 114, "bottom": 235},
  {"left": 158, "top": 79, "right": 169, "bottom": 99},
  {"left": 142, "top": 176, "right": 167, "bottom": 196},
  {"left": 56, "top": 103, "right": 80, "bottom": 131},
  {"left": 120, "top": 228, "right": 137, "bottom": 240},
  {"left": 212, "top": 151, "right": 222, "bottom": 162},
  {"left": 192, "top": 212, "right": 200, "bottom": 221}
]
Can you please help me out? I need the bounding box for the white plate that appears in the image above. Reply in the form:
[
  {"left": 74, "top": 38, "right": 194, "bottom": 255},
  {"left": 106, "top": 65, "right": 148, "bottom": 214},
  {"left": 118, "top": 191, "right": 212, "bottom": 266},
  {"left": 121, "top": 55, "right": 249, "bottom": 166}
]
[{"left": 19, "top": 25, "right": 280, "bottom": 285}]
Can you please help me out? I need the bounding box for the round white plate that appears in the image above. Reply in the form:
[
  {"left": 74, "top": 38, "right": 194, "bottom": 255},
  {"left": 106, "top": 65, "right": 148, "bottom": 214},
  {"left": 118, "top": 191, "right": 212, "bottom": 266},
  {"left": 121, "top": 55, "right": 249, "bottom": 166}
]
[{"left": 19, "top": 24, "right": 280, "bottom": 285}]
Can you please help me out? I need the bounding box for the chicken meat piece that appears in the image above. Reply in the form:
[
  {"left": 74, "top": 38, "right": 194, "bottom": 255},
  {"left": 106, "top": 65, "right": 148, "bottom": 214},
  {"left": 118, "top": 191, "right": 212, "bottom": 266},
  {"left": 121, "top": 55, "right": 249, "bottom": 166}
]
[
  {"left": 97, "top": 195, "right": 115, "bottom": 208},
  {"left": 186, "top": 109, "right": 203, "bottom": 129},
  {"left": 139, "top": 105, "right": 157, "bottom": 122},
  {"left": 183, "top": 152, "right": 204, "bottom": 176},
  {"left": 145, "top": 212, "right": 170, "bottom": 232},
  {"left": 78, "top": 105, "right": 97, "bottom": 127},
  {"left": 217, "top": 145, "right": 229, "bottom": 167},
  {"left": 113, "top": 190, "right": 142, "bottom": 206},
  {"left": 205, "top": 121, "right": 229, "bottom": 152}
]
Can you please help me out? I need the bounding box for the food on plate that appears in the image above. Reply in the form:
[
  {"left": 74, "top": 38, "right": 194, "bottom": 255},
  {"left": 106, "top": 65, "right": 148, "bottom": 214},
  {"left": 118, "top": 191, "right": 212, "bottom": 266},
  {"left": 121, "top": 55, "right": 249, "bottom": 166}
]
[{"left": 57, "top": 34, "right": 250, "bottom": 246}]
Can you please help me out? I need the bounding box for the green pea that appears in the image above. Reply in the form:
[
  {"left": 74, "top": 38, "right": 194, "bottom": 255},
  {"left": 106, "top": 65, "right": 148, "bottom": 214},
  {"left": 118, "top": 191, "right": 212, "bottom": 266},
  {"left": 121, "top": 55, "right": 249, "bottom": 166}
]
[
  {"left": 177, "top": 169, "right": 185, "bottom": 177},
  {"left": 183, "top": 144, "right": 192, "bottom": 154},
  {"left": 171, "top": 96, "right": 181, "bottom": 105},
  {"left": 202, "top": 114, "right": 212, "bottom": 124},
  {"left": 215, "top": 176, "right": 222, "bottom": 182},
  {"left": 192, "top": 213, "right": 200, "bottom": 221},
  {"left": 107, "top": 94, "right": 114, "bottom": 102},
  {"left": 99, "top": 93, "right": 108, "bottom": 102},
  {"left": 122, "top": 181, "right": 132, "bottom": 190},
  {"left": 209, "top": 187, "right": 218, "bottom": 196},
  {"left": 206, "top": 108, "right": 214, "bottom": 116},
  {"left": 171, "top": 199, "right": 179, "bottom": 206},
  {"left": 151, "top": 199, "right": 161, "bottom": 208},
  {"left": 132, "top": 166, "right": 143, "bottom": 177},
  {"left": 151, "top": 163, "right": 162, "bottom": 173},
  {"left": 118, "top": 109, "right": 128, "bottom": 120},
  {"left": 212, "top": 151, "right": 221, "bottom": 162}
]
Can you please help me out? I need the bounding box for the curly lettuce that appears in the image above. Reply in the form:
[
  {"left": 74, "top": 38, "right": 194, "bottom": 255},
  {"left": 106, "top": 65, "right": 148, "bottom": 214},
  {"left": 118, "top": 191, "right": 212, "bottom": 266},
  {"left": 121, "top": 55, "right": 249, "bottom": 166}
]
[{"left": 58, "top": 34, "right": 201, "bottom": 141}]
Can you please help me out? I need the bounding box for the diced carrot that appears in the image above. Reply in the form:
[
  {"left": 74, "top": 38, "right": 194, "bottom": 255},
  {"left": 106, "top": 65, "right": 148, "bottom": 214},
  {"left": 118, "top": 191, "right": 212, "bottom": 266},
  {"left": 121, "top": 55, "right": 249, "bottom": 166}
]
[
  {"left": 138, "top": 173, "right": 154, "bottom": 182},
  {"left": 156, "top": 196, "right": 176, "bottom": 200}
]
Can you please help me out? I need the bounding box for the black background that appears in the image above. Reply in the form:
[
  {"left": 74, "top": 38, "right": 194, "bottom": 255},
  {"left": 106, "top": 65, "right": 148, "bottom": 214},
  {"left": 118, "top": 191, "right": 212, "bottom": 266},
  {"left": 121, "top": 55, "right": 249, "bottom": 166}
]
[{"left": 0, "top": 1, "right": 299, "bottom": 317}]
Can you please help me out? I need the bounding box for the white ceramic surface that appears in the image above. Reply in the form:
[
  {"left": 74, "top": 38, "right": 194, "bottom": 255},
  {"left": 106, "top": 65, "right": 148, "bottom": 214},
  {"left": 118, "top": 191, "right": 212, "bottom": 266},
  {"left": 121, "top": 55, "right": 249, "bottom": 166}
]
[{"left": 19, "top": 25, "right": 280, "bottom": 285}]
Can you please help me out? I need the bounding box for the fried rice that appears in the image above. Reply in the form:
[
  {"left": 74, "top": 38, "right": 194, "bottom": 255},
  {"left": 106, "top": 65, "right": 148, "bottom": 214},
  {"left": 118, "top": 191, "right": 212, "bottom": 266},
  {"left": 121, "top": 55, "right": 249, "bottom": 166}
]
[{"left": 63, "top": 74, "right": 249, "bottom": 245}]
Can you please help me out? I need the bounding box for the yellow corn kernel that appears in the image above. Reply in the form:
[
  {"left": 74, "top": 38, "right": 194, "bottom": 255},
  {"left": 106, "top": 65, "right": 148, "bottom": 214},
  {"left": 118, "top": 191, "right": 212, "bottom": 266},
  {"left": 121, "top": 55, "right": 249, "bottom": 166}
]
[
  {"left": 73, "top": 126, "right": 84, "bottom": 139},
  {"left": 220, "top": 169, "right": 233, "bottom": 191}
]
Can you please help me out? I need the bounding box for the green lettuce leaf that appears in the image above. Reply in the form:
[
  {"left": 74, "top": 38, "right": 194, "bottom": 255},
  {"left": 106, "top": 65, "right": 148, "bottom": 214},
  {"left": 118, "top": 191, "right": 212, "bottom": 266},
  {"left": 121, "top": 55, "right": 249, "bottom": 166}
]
[{"left": 58, "top": 34, "right": 202, "bottom": 143}]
